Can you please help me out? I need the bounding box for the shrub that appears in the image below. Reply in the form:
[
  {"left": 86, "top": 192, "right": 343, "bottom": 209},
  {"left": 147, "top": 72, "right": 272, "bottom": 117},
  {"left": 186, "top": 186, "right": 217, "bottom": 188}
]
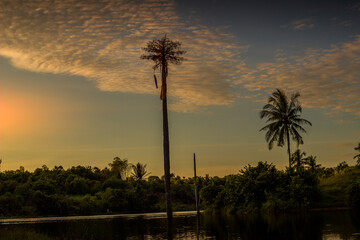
[{"left": 348, "top": 180, "right": 360, "bottom": 208}]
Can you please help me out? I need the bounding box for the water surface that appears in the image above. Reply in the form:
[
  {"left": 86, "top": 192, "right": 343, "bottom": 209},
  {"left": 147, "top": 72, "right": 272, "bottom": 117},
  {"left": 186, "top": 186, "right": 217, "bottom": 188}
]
[{"left": 0, "top": 210, "right": 359, "bottom": 239}]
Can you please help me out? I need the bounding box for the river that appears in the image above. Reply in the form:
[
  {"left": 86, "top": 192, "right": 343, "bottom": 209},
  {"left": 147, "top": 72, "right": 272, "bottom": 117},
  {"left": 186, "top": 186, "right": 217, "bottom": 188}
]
[{"left": 0, "top": 210, "right": 359, "bottom": 239}]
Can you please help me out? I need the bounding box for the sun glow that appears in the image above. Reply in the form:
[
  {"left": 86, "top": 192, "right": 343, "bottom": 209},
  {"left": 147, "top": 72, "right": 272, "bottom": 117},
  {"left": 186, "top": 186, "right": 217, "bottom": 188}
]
[{"left": 0, "top": 91, "right": 61, "bottom": 137}]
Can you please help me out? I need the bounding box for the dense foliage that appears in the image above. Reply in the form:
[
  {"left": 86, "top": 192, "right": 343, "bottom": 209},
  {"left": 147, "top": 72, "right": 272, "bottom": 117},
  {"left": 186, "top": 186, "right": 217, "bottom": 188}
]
[
  {"left": 0, "top": 159, "right": 197, "bottom": 216},
  {"left": 200, "top": 160, "right": 360, "bottom": 213},
  {"left": 200, "top": 162, "right": 320, "bottom": 212},
  {"left": 0, "top": 158, "right": 359, "bottom": 217}
]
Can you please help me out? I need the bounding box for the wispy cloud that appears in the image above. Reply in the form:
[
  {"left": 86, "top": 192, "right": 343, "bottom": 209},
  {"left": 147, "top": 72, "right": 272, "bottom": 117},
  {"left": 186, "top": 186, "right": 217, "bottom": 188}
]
[
  {"left": 281, "top": 18, "right": 315, "bottom": 30},
  {"left": 336, "top": 119, "right": 355, "bottom": 124},
  {"left": 331, "top": 142, "right": 355, "bottom": 149},
  {"left": 1, "top": 1, "right": 359, "bottom": 117},
  {"left": 332, "top": 17, "right": 352, "bottom": 27},
  {"left": 350, "top": 2, "right": 360, "bottom": 11},
  {"left": 237, "top": 36, "right": 360, "bottom": 116},
  {"left": 337, "top": 152, "right": 357, "bottom": 160},
  {"left": 0, "top": 0, "right": 247, "bottom": 112}
]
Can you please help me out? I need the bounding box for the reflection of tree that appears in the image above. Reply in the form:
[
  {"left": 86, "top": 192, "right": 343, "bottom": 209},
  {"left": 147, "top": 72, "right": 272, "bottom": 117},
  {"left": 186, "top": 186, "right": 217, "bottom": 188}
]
[
  {"left": 0, "top": 228, "right": 55, "bottom": 240},
  {"left": 2, "top": 211, "right": 359, "bottom": 239}
]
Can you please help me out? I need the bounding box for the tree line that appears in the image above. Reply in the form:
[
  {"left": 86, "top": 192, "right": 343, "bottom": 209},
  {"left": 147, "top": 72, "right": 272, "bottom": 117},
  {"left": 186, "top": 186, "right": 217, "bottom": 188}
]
[
  {"left": 0, "top": 157, "right": 197, "bottom": 216},
  {"left": 0, "top": 155, "right": 359, "bottom": 217}
]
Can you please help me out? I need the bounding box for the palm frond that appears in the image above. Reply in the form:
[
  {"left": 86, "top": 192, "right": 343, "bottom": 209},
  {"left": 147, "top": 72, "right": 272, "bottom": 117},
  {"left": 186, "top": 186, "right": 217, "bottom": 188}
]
[
  {"left": 292, "top": 117, "right": 312, "bottom": 126},
  {"left": 268, "top": 128, "right": 280, "bottom": 149},
  {"left": 291, "top": 122, "right": 308, "bottom": 134},
  {"left": 277, "top": 125, "right": 286, "bottom": 147},
  {"left": 289, "top": 126, "right": 304, "bottom": 147}
]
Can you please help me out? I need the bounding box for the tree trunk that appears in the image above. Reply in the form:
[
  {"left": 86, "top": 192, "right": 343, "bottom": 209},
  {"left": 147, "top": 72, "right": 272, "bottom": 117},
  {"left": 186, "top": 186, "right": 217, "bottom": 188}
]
[
  {"left": 286, "top": 126, "right": 291, "bottom": 168},
  {"left": 161, "top": 62, "right": 172, "bottom": 219}
]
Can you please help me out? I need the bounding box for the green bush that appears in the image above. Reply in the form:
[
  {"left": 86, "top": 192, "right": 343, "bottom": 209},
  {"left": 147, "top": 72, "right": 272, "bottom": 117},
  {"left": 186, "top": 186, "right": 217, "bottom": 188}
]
[
  {"left": 348, "top": 180, "right": 360, "bottom": 208},
  {"left": 102, "top": 176, "right": 126, "bottom": 190}
]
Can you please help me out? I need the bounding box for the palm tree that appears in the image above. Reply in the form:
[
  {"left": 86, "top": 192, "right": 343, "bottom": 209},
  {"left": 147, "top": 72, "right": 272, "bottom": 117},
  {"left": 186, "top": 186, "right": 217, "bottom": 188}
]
[
  {"left": 354, "top": 143, "right": 360, "bottom": 165},
  {"left": 291, "top": 149, "right": 307, "bottom": 168},
  {"left": 141, "top": 35, "right": 185, "bottom": 218},
  {"left": 131, "top": 162, "right": 151, "bottom": 181},
  {"left": 260, "top": 88, "right": 312, "bottom": 168},
  {"left": 304, "top": 155, "right": 321, "bottom": 172}
]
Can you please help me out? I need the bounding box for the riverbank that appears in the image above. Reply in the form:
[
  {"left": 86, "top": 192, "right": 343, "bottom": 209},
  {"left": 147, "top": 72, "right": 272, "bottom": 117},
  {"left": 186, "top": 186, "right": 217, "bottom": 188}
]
[{"left": 0, "top": 210, "right": 202, "bottom": 224}]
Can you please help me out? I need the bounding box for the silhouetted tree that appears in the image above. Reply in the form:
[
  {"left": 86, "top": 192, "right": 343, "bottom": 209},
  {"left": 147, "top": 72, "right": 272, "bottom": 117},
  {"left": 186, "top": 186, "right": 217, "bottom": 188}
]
[
  {"left": 131, "top": 162, "right": 150, "bottom": 181},
  {"left": 304, "top": 155, "right": 321, "bottom": 172},
  {"left": 109, "top": 157, "right": 129, "bottom": 179},
  {"left": 141, "top": 35, "right": 185, "bottom": 218},
  {"left": 260, "top": 89, "right": 312, "bottom": 168},
  {"left": 336, "top": 161, "right": 349, "bottom": 174},
  {"left": 354, "top": 143, "right": 360, "bottom": 165},
  {"left": 291, "top": 149, "right": 307, "bottom": 168}
]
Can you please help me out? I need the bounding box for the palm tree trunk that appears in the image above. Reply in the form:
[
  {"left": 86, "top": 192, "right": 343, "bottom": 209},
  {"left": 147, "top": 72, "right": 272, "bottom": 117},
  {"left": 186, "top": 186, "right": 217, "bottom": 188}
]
[
  {"left": 286, "top": 126, "right": 291, "bottom": 168},
  {"left": 161, "top": 63, "right": 172, "bottom": 219}
]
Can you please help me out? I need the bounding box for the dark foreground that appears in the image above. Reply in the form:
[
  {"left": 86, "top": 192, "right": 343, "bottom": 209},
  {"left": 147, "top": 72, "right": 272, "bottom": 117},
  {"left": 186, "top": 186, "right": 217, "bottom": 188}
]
[{"left": 0, "top": 210, "right": 360, "bottom": 239}]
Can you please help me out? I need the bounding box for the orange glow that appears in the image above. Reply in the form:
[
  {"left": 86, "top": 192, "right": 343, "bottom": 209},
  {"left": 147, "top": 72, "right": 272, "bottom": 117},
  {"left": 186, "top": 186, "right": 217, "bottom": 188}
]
[{"left": 0, "top": 91, "right": 62, "bottom": 136}]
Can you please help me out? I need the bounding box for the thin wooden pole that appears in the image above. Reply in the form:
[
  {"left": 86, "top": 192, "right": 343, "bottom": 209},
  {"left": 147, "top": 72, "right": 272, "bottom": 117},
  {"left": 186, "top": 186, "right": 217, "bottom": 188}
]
[{"left": 193, "top": 153, "right": 199, "bottom": 214}]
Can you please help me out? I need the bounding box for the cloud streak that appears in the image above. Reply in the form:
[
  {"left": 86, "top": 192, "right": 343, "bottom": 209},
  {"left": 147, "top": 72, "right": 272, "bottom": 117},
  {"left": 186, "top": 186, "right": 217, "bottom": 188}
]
[
  {"left": 237, "top": 36, "right": 360, "bottom": 116},
  {"left": 1, "top": 0, "right": 359, "bottom": 116},
  {"left": 0, "top": 0, "right": 247, "bottom": 112},
  {"left": 281, "top": 18, "right": 315, "bottom": 30}
]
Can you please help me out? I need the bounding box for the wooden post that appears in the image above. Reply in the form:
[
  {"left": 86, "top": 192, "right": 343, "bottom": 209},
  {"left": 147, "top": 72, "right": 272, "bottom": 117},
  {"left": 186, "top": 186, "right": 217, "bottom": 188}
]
[{"left": 193, "top": 153, "right": 199, "bottom": 214}]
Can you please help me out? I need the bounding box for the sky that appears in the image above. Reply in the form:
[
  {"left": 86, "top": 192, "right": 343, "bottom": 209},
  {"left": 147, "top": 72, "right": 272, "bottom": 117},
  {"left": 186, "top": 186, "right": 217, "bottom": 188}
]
[{"left": 0, "top": 0, "right": 359, "bottom": 177}]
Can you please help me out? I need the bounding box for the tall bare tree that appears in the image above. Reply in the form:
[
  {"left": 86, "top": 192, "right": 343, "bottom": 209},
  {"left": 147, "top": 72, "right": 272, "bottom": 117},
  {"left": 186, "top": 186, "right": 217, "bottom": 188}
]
[
  {"left": 141, "top": 35, "right": 185, "bottom": 218},
  {"left": 260, "top": 89, "right": 312, "bottom": 168}
]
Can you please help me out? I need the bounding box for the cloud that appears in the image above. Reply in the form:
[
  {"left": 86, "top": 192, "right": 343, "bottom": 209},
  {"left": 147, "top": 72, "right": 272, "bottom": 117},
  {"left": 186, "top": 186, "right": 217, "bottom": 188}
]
[
  {"left": 337, "top": 152, "right": 357, "bottom": 160},
  {"left": 281, "top": 18, "right": 315, "bottom": 30},
  {"left": 332, "top": 17, "right": 352, "bottom": 27},
  {"left": 331, "top": 142, "right": 355, "bottom": 149},
  {"left": 1, "top": 0, "right": 358, "bottom": 117},
  {"left": 236, "top": 36, "right": 360, "bottom": 116},
  {"left": 0, "top": 0, "right": 247, "bottom": 112},
  {"left": 350, "top": 2, "right": 360, "bottom": 11},
  {"left": 335, "top": 119, "right": 355, "bottom": 124}
]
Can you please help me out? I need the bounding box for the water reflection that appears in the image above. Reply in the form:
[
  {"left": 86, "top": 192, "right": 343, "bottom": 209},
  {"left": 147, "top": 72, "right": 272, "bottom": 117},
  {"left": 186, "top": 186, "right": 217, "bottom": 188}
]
[
  {"left": 167, "top": 217, "right": 173, "bottom": 240},
  {"left": 0, "top": 210, "right": 359, "bottom": 239},
  {"left": 196, "top": 213, "right": 200, "bottom": 240}
]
